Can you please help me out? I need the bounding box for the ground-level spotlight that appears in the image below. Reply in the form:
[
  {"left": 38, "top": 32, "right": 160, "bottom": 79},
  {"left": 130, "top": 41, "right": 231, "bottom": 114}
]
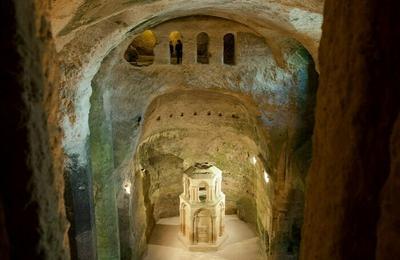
[
  {"left": 123, "top": 182, "right": 131, "bottom": 194},
  {"left": 250, "top": 156, "right": 257, "bottom": 165},
  {"left": 263, "top": 170, "right": 270, "bottom": 184}
]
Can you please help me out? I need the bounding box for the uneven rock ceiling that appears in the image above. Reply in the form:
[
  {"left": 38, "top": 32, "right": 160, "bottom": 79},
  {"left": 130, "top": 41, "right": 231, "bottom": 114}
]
[
  {"left": 49, "top": 1, "right": 324, "bottom": 258},
  {"left": 51, "top": 0, "right": 323, "bottom": 60},
  {"left": 54, "top": 0, "right": 324, "bottom": 166}
]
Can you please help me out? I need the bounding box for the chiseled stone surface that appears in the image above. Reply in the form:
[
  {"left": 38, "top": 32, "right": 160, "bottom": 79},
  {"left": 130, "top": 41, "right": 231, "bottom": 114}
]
[
  {"left": 48, "top": 1, "right": 319, "bottom": 259},
  {"left": 86, "top": 14, "right": 317, "bottom": 259},
  {"left": 8, "top": 0, "right": 400, "bottom": 260},
  {"left": 55, "top": 2, "right": 323, "bottom": 172},
  {"left": 301, "top": 0, "right": 400, "bottom": 259},
  {"left": 377, "top": 116, "right": 400, "bottom": 259},
  {"left": 3, "top": 0, "right": 69, "bottom": 258}
]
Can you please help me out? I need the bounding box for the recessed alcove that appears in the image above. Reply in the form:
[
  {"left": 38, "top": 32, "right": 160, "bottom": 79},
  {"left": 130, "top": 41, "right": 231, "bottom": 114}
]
[
  {"left": 169, "top": 31, "right": 183, "bottom": 64},
  {"left": 197, "top": 32, "right": 210, "bottom": 64},
  {"left": 223, "top": 33, "right": 235, "bottom": 65},
  {"left": 131, "top": 89, "right": 271, "bottom": 258},
  {"left": 124, "top": 30, "right": 157, "bottom": 66}
]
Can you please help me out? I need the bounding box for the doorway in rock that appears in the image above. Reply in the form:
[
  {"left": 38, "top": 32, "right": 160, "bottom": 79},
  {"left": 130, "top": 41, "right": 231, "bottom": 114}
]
[
  {"left": 197, "top": 32, "right": 210, "bottom": 64},
  {"left": 124, "top": 30, "right": 157, "bottom": 66},
  {"left": 169, "top": 31, "right": 183, "bottom": 64}
]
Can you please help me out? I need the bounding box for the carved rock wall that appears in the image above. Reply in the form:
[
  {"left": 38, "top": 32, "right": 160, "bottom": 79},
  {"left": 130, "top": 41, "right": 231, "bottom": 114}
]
[{"left": 301, "top": 0, "right": 400, "bottom": 259}]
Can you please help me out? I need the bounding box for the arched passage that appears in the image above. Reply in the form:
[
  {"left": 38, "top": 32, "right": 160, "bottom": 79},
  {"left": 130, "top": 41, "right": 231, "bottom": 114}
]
[
  {"left": 223, "top": 33, "right": 235, "bottom": 65},
  {"left": 124, "top": 30, "right": 157, "bottom": 66},
  {"left": 197, "top": 32, "right": 209, "bottom": 64},
  {"left": 194, "top": 209, "right": 212, "bottom": 243},
  {"left": 169, "top": 31, "right": 183, "bottom": 64}
]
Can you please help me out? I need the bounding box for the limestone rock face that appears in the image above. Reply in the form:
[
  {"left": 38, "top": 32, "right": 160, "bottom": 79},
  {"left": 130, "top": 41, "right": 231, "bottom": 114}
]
[
  {"left": 300, "top": 0, "right": 400, "bottom": 259},
  {"left": 6, "top": 0, "right": 400, "bottom": 259},
  {"left": 54, "top": 1, "right": 323, "bottom": 172},
  {"left": 61, "top": 12, "right": 319, "bottom": 259},
  {"left": 136, "top": 90, "right": 262, "bottom": 218},
  {"left": 2, "top": 0, "right": 69, "bottom": 259},
  {"left": 31, "top": 1, "right": 320, "bottom": 259}
]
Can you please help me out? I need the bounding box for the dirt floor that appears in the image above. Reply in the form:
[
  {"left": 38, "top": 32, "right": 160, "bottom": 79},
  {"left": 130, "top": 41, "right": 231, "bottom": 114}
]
[{"left": 143, "top": 215, "right": 263, "bottom": 260}]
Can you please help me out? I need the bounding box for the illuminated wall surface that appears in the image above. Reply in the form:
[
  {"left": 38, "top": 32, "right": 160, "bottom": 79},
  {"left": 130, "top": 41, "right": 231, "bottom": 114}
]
[{"left": 4, "top": 1, "right": 399, "bottom": 260}]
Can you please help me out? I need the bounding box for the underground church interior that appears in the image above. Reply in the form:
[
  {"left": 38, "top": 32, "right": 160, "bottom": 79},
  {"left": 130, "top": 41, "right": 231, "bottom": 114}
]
[{"left": 1, "top": 0, "right": 400, "bottom": 259}]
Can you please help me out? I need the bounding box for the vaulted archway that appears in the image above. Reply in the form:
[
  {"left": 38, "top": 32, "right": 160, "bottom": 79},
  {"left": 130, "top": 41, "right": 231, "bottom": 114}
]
[{"left": 3, "top": 1, "right": 400, "bottom": 260}]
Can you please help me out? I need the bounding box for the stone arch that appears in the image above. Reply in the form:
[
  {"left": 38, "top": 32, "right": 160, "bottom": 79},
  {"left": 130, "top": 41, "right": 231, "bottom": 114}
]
[
  {"left": 124, "top": 30, "right": 157, "bottom": 66},
  {"left": 197, "top": 32, "right": 209, "bottom": 64},
  {"left": 223, "top": 33, "right": 235, "bottom": 65},
  {"left": 194, "top": 209, "right": 213, "bottom": 243},
  {"left": 169, "top": 31, "right": 183, "bottom": 64}
]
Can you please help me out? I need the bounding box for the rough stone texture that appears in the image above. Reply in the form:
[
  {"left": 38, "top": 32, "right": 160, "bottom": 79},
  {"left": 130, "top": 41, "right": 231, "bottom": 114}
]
[
  {"left": 50, "top": 2, "right": 319, "bottom": 259},
  {"left": 51, "top": 0, "right": 322, "bottom": 57},
  {"left": 136, "top": 90, "right": 263, "bottom": 220},
  {"left": 301, "top": 0, "right": 400, "bottom": 259},
  {"left": 51, "top": 0, "right": 323, "bottom": 39},
  {"left": 53, "top": 10, "right": 321, "bottom": 258},
  {"left": 84, "top": 15, "right": 317, "bottom": 259},
  {"left": 5, "top": 1, "right": 400, "bottom": 260},
  {"left": 377, "top": 116, "right": 400, "bottom": 259},
  {"left": 1, "top": 0, "right": 69, "bottom": 258},
  {"left": 64, "top": 154, "right": 97, "bottom": 260},
  {"left": 55, "top": 1, "right": 323, "bottom": 179},
  {"left": 89, "top": 83, "right": 120, "bottom": 259}
]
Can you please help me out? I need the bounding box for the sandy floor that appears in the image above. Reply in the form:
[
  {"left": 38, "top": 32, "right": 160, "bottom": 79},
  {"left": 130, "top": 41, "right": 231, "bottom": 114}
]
[{"left": 143, "top": 215, "right": 264, "bottom": 260}]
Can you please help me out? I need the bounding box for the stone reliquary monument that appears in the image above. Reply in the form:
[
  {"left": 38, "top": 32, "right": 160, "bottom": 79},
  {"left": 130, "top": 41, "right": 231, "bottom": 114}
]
[{"left": 179, "top": 162, "right": 227, "bottom": 251}]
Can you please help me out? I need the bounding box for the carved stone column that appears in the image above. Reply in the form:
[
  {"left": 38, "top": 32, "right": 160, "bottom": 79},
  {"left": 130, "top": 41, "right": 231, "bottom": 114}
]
[
  {"left": 209, "top": 33, "right": 223, "bottom": 65},
  {"left": 182, "top": 33, "right": 196, "bottom": 64},
  {"left": 153, "top": 35, "right": 170, "bottom": 64}
]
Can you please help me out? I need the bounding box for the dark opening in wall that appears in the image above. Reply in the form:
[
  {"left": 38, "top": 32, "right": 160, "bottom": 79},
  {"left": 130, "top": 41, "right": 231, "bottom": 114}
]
[
  {"left": 169, "top": 31, "right": 183, "bottom": 64},
  {"left": 124, "top": 30, "right": 157, "bottom": 67},
  {"left": 223, "top": 33, "right": 235, "bottom": 65},
  {"left": 224, "top": 33, "right": 235, "bottom": 65},
  {"left": 199, "top": 184, "right": 207, "bottom": 202},
  {"left": 197, "top": 32, "right": 209, "bottom": 64}
]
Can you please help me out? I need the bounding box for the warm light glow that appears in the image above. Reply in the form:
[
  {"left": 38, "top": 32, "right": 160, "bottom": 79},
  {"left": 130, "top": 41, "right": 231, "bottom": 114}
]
[
  {"left": 169, "top": 31, "right": 182, "bottom": 44},
  {"left": 250, "top": 156, "right": 257, "bottom": 165},
  {"left": 264, "top": 170, "right": 270, "bottom": 184},
  {"left": 141, "top": 30, "right": 157, "bottom": 47},
  {"left": 123, "top": 182, "right": 131, "bottom": 194}
]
